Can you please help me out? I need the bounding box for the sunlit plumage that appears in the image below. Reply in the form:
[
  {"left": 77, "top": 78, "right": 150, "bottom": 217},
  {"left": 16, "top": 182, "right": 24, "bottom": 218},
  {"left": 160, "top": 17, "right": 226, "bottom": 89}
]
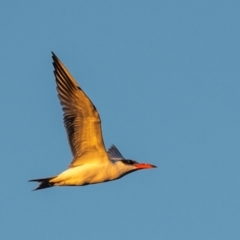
[{"left": 29, "top": 52, "right": 156, "bottom": 190}]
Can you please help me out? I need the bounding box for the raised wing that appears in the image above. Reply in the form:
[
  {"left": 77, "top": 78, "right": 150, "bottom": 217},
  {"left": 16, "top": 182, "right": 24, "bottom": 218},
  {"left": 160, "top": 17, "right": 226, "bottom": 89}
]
[
  {"left": 107, "top": 145, "right": 125, "bottom": 161},
  {"left": 52, "top": 52, "right": 109, "bottom": 167}
]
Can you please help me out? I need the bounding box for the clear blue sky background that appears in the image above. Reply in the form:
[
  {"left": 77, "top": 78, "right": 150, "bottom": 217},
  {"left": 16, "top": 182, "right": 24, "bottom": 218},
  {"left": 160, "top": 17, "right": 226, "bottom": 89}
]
[{"left": 1, "top": 1, "right": 240, "bottom": 239}]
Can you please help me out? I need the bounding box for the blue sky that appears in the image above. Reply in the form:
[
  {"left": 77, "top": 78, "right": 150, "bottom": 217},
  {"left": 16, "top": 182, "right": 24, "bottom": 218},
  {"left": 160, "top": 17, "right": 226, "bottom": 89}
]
[{"left": 1, "top": 1, "right": 240, "bottom": 239}]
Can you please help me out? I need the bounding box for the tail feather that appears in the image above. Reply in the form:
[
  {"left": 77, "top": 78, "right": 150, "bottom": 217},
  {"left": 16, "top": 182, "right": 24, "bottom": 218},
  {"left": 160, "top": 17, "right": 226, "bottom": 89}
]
[{"left": 29, "top": 176, "right": 56, "bottom": 191}]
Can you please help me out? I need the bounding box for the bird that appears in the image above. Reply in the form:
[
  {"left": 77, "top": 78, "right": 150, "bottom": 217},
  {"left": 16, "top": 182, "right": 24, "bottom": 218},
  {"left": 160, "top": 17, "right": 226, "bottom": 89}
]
[{"left": 29, "top": 52, "right": 156, "bottom": 190}]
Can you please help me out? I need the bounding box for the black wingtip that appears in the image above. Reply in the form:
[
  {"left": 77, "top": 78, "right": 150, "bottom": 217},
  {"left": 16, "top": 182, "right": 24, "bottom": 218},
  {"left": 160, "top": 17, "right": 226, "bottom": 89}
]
[
  {"left": 51, "top": 52, "right": 58, "bottom": 62},
  {"left": 51, "top": 52, "right": 59, "bottom": 75}
]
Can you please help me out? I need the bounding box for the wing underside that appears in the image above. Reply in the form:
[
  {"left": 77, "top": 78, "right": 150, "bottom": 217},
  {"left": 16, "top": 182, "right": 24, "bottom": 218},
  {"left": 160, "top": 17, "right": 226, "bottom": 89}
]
[{"left": 52, "top": 52, "right": 109, "bottom": 167}]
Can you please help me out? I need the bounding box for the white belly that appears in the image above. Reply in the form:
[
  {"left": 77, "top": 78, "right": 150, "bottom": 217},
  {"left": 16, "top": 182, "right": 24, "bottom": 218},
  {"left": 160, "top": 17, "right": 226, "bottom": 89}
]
[{"left": 50, "top": 162, "right": 117, "bottom": 186}]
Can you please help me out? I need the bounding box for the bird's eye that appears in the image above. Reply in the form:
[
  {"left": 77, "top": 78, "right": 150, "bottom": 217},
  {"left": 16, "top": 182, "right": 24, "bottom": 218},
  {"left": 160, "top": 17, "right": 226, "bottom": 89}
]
[
  {"left": 125, "top": 160, "right": 135, "bottom": 165},
  {"left": 122, "top": 160, "right": 136, "bottom": 165}
]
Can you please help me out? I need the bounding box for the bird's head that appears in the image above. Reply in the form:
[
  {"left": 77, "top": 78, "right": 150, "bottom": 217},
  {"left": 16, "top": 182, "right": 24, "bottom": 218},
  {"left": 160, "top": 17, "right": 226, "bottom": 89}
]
[
  {"left": 108, "top": 145, "right": 156, "bottom": 179},
  {"left": 121, "top": 159, "right": 157, "bottom": 170},
  {"left": 114, "top": 159, "right": 157, "bottom": 178}
]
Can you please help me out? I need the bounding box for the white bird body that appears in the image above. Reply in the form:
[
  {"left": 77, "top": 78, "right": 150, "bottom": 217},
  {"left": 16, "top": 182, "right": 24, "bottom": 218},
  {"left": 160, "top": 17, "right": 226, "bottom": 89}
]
[
  {"left": 29, "top": 52, "right": 156, "bottom": 190},
  {"left": 50, "top": 160, "right": 133, "bottom": 186}
]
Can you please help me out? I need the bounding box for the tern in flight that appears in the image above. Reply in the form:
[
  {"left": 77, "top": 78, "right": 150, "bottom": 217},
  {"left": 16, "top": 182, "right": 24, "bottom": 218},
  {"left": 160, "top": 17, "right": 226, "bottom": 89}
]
[{"left": 29, "top": 52, "right": 156, "bottom": 190}]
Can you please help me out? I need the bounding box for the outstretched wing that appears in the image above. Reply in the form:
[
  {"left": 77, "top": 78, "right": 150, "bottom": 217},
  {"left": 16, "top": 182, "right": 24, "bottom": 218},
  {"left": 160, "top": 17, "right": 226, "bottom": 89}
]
[
  {"left": 52, "top": 52, "right": 109, "bottom": 167},
  {"left": 107, "top": 145, "right": 125, "bottom": 161}
]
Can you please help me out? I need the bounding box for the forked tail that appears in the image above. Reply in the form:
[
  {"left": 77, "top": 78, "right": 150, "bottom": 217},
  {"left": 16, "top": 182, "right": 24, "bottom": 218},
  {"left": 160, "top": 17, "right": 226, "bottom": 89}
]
[{"left": 28, "top": 176, "right": 56, "bottom": 191}]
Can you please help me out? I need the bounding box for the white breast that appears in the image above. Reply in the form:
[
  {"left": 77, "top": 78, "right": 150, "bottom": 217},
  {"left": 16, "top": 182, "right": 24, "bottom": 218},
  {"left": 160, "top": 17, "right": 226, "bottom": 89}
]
[{"left": 49, "top": 161, "right": 126, "bottom": 186}]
